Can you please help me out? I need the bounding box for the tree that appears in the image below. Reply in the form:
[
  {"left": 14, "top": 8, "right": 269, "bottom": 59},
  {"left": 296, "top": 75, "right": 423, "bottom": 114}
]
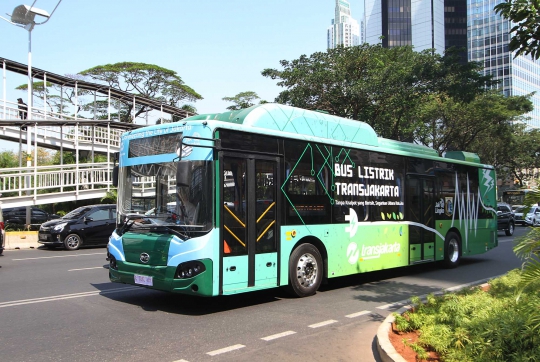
[
  {"left": 416, "top": 91, "right": 533, "bottom": 156},
  {"left": 222, "top": 91, "right": 266, "bottom": 111},
  {"left": 0, "top": 150, "right": 18, "bottom": 169},
  {"left": 262, "top": 45, "right": 493, "bottom": 142},
  {"left": 495, "top": 0, "right": 540, "bottom": 59},
  {"left": 79, "top": 62, "right": 203, "bottom": 123}
]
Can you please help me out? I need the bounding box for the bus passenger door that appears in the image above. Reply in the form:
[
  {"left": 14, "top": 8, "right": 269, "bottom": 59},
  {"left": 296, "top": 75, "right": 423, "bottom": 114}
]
[
  {"left": 406, "top": 175, "right": 436, "bottom": 264},
  {"left": 221, "top": 154, "right": 279, "bottom": 294}
]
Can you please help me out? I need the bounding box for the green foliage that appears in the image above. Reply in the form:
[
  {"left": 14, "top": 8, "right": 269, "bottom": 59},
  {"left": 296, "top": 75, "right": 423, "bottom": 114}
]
[
  {"left": 261, "top": 45, "right": 526, "bottom": 153},
  {"left": 495, "top": 0, "right": 540, "bottom": 60},
  {"left": 222, "top": 91, "right": 266, "bottom": 111},
  {"left": 101, "top": 190, "right": 117, "bottom": 204},
  {"left": 0, "top": 150, "right": 19, "bottom": 168},
  {"left": 402, "top": 340, "right": 430, "bottom": 360},
  {"left": 79, "top": 62, "right": 203, "bottom": 123},
  {"left": 393, "top": 271, "right": 540, "bottom": 361}
]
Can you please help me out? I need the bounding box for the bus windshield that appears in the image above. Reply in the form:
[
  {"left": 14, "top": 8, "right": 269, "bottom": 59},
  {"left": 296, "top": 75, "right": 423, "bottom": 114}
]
[{"left": 116, "top": 160, "right": 213, "bottom": 239}]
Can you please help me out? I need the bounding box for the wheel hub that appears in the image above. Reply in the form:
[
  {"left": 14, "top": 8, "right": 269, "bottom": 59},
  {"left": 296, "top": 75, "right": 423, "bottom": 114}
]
[{"left": 296, "top": 253, "right": 318, "bottom": 288}]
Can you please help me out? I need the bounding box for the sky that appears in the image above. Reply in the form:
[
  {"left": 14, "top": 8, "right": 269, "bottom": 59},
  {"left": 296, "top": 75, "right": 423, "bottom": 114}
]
[{"left": 0, "top": 0, "right": 362, "bottom": 117}]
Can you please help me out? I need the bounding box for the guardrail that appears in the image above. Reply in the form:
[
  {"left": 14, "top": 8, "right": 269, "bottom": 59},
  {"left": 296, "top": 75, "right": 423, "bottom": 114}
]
[
  {"left": 0, "top": 162, "right": 113, "bottom": 198},
  {"left": 1, "top": 103, "right": 123, "bottom": 150}
]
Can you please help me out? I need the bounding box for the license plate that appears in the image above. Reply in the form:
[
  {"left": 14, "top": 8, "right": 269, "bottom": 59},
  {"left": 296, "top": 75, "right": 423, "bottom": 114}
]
[
  {"left": 134, "top": 274, "right": 153, "bottom": 286},
  {"left": 38, "top": 234, "right": 48, "bottom": 240}
]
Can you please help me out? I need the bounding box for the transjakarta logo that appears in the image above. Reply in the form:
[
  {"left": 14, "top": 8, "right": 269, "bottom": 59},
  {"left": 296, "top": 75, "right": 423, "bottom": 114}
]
[
  {"left": 347, "top": 243, "right": 360, "bottom": 264},
  {"left": 345, "top": 208, "right": 358, "bottom": 237},
  {"left": 361, "top": 242, "right": 401, "bottom": 260}
]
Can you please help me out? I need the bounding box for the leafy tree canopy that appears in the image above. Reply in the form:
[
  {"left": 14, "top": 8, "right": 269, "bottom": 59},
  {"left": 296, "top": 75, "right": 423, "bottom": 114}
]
[
  {"left": 222, "top": 91, "right": 266, "bottom": 111},
  {"left": 262, "top": 45, "right": 494, "bottom": 143},
  {"left": 495, "top": 0, "right": 540, "bottom": 59},
  {"left": 79, "top": 62, "right": 203, "bottom": 122}
]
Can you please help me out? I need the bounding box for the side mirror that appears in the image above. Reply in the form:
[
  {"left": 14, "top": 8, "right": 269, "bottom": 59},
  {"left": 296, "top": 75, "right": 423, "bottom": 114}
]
[
  {"left": 176, "top": 162, "right": 192, "bottom": 187},
  {"left": 497, "top": 211, "right": 502, "bottom": 215},
  {"left": 84, "top": 217, "right": 93, "bottom": 223},
  {"left": 112, "top": 166, "right": 119, "bottom": 187}
]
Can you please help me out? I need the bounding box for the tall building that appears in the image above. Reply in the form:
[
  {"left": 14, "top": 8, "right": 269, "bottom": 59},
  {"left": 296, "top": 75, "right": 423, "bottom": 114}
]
[
  {"left": 328, "top": 0, "right": 362, "bottom": 49},
  {"left": 364, "top": 0, "right": 540, "bottom": 128},
  {"left": 364, "top": 0, "right": 445, "bottom": 53},
  {"left": 468, "top": 0, "right": 540, "bottom": 128}
]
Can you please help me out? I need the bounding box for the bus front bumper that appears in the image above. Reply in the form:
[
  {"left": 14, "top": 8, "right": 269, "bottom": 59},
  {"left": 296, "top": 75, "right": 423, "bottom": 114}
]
[{"left": 108, "top": 259, "right": 214, "bottom": 297}]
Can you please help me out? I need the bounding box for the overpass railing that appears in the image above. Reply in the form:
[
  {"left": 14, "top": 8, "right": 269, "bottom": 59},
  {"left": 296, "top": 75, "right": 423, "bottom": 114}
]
[{"left": 0, "top": 162, "right": 113, "bottom": 199}]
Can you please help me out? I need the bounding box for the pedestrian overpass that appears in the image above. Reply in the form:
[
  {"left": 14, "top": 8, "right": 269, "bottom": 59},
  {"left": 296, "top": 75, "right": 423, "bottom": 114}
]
[{"left": 0, "top": 57, "right": 195, "bottom": 209}]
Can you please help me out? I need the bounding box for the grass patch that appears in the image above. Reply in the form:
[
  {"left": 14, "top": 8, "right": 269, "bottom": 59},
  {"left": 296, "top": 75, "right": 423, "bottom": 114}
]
[{"left": 393, "top": 269, "right": 540, "bottom": 361}]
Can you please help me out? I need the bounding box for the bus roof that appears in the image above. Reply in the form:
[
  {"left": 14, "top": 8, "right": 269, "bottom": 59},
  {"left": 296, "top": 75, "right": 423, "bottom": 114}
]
[{"left": 185, "top": 103, "right": 484, "bottom": 165}]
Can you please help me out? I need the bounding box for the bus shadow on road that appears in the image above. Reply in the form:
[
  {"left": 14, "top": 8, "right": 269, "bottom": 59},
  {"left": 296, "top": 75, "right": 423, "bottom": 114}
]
[
  {"left": 91, "top": 282, "right": 289, "bottom": 316},
  {"left": 319, "top": 257, "right": 494, "bottom": 304},
  {"left": 91, "top": 256, "right": 496, "bottom": 315}
]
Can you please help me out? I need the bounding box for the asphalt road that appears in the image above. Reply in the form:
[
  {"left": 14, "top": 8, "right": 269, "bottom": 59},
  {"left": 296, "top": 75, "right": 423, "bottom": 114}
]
[{"left": 0, "top": 227, "right": 527, "bottom": 362}]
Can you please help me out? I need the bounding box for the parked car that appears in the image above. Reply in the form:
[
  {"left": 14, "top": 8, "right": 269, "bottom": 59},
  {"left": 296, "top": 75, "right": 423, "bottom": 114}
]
[
  {"left": 524, "top": 205, "right": 540, "bottom": 227},
  {"left": 497, "top": 202, "right": 515, "bottom": 236},
  {"left": 3, "top": 206, "right": 60, "bottom": 225},
  {"left": 38, "top": 204, "right": 116, "bottom": 250},
  {"left": 0, "top": 205, "right": 4, "bottom": 255}
]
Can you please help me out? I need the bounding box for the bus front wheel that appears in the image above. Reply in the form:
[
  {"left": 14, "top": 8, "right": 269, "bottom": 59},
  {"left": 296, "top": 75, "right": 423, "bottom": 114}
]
[
  {"left": 443, "top": 232, "right": 461, "bottom": 269},
  {"left": 288, "top": 243, "right": 323, "bottom": 298}
]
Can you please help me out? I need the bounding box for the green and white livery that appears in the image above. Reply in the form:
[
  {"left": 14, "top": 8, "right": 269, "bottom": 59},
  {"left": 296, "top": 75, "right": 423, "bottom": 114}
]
[{"left": 107, "top": 103, "right": 497, "bottom": 297}]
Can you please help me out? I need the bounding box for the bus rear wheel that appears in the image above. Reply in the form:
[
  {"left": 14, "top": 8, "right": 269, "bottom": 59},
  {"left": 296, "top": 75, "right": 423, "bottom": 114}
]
[
  {"left": 443, "top": 232, "right": 461, "bottom": 269},
  {"left": 288, "top": 243, "right": 323, "bottom": 298}
]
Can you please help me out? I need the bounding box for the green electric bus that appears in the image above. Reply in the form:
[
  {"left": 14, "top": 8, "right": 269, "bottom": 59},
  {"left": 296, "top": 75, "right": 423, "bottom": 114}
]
[{"left": 107, "top": 103, "right": 498, "bottom": 297}]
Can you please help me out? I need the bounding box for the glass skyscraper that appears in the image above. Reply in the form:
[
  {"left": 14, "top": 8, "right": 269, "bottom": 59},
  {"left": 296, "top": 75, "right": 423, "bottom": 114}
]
[
  {"left": 363, "top": 0, "right": 540, "bottom": 128},
  {"left": 468, "top": 0, "right": 540, "bottom": 128},
  {"left": 365, "top": 0, "right": 445, "bottom": 53},
  {"left": 328, "top": 0, "right": 362, "bottom": 49}
]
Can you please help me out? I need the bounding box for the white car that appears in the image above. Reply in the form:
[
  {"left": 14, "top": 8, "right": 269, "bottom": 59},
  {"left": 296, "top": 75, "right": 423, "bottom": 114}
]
[{"left": 524, "top": 205, "right": 540, "bottom": 226}]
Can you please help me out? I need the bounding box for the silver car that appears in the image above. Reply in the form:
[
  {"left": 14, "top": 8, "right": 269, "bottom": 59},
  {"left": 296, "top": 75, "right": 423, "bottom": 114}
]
[{"left": 524, "top": 205, "right": 540, "bottom": 226}]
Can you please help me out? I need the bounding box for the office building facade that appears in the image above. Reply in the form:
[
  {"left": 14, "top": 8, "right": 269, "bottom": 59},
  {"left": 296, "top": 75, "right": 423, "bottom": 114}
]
[
  {"left": 328, "top": 0, "right": 362, "bottom": 49},
  {"left": 468, "top": 0, "right": 540, "bottom": 128},
  {"left": 364, "top": 0, "right": 540, "bottom": 128},
  {"left": 365, "top": 0, "right": 445, "bottom": 53}
]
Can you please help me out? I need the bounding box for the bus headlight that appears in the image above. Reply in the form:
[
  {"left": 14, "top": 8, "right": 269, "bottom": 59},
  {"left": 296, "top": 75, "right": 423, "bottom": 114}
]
[{"left": 175, "top": 261, "right": 206, "bottom": 279}]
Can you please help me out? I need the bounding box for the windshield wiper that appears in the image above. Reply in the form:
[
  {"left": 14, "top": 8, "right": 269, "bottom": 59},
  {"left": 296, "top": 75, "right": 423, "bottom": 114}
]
[{"left": 118, "top": 213, "right": 148, "bottom": 235}]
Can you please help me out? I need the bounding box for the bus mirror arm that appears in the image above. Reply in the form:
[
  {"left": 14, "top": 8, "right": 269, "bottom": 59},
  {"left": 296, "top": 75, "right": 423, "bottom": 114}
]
[{"left": 175, "top": 136, "right": 221, "bottom": 161}]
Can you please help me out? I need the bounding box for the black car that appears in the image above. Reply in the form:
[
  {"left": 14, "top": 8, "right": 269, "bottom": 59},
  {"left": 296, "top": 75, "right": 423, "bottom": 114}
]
[
  {"left": 3, "top": 206, "right": 60, "bottom": 225},
  {"left": 38, "top": 204, "right": 116, "bottom": 250},
  {"left": 497, "top": 202, "right": 515, "bottom": 236}
]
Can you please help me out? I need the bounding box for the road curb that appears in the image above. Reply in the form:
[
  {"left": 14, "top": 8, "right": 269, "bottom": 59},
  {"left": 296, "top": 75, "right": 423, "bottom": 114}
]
[
  {"left": 376, "top": 306, "right": 408, "bottom": 362},
  {"left": 375, "top": 280, "right": 493, "bottom": 362}
]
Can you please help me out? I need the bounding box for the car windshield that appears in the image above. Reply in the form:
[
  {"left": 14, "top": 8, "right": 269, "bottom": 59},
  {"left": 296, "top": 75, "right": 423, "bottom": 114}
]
[
  {"left": 514, "top": 206, "right": 526, "bottom": 212},
  {"left": 117, "top": 160, "right": 213, "bottom": 240},
  {"left": 63, "top": 207, "right": 91, "bottom": 219}
]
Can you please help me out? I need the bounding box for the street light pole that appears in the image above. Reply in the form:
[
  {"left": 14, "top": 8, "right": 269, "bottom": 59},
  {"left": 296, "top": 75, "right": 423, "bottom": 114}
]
[{"left": 0, "top": 1, "right": 62, "bottom": 227}]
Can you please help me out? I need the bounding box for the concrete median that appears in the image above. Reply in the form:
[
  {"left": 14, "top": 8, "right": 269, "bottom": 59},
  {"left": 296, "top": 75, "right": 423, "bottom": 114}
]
[{"left": 4, "top": 231, "right": 40, "bottom": 250}]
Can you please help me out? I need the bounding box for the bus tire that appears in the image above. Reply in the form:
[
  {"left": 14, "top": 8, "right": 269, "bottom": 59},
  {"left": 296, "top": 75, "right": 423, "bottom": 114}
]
[
  {"left": 64, "top": 234, "right": 82, "bottom": 251},
  {"left": 443, "top": 232, "right": 461, "bottom": 269},
  {"left": 288, "top": 243, "right": 323, "bottom": 298}
]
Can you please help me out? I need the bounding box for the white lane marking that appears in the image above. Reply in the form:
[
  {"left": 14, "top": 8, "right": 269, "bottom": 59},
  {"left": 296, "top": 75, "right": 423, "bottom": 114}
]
[
  {"left": 13, "top": 252, "right": 104, "bottom": 261},
  {"left": 261, "top": 330, "right": 296, "bottom": 341},
  {"left": 206, "top": 344, "right": 245, "bottom": 356},
  {"left": 68, "top": 267, "right": 104, "bottom": 271},
  {"left": 345, "top": 310, "right": 371, "bottom": 318},
  {"left": 0, "top": 286, "right": 142, "bottom": 308},
  {"left": 377, "top": 302, "right": 405, "bottom": 310},
  {"left": 308, "top": 320, "right": 338, "bottom": 328},
  {"left": 172, "top": 360, "right": 190, "bottom": 362}
]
